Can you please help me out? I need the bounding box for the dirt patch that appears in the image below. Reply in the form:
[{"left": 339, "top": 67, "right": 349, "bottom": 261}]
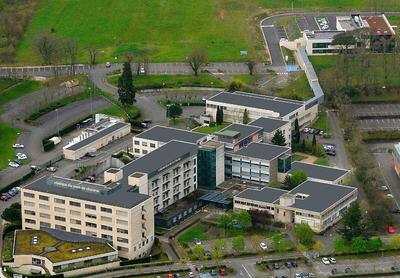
[{"left": 216, "top": 9, "right": 225, "bottom": 21}]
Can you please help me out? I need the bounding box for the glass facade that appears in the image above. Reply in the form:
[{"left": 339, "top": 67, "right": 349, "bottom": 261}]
[
  {"left": 197, "top": 148, "right": 217, "bottom": 190},
  {"left": 278, "top": 154, "right": 292, "bottom": 173}
]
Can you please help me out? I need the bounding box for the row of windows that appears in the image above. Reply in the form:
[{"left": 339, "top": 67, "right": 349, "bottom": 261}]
[
  {"left": 23, "top": 192, "right": 128, "bottom": 216},
  {"left": 134, "top": 140, "right": 156, "bottom": 148}
]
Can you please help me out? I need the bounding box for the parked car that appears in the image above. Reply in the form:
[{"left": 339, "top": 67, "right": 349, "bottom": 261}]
[
  {"left": 219, "top": 268, "right": 226, "bottom": 276},
  {"left": 142, "top": 119, "right": 152, "bottom": 124},
  {"left": 140, "top": 122, "right": 149, "bottom": 128},
  {"left": 204, "top": 250, "right": 212, "bottom": 257},
  {"left": 284, "top": 262, "right": 292, "bottom": 268},
  {"left": 173, "top": 274, "right": 181, "bottom": 278},
  {"left": 85, "top": 152, "right": 96, "bottom": 158},
  {"left": 387, "top": 194, "right": 394, "bottom": 198},
  {"left": 344, "top": 268, "right": 352, "bottom": 273},
  {"left": 303, "top": 127, "right": 310, "bottom": 133},
  {"left": 8, "top": 161, "right": 19, "bottom": 168},
  {"left": 392, "top": 208, "right": 400, "bottom": 214},
  {"left": 391, "top": 266, "right": 399, "bottom": 270},
  {"left": 295, "top": 274, "right": 302, "bottom": 278},
  {"left": 260, "top": 242, "right": 268, "bottom": 250},
  {"left": 210, "top": 269, "right": 217, "bottom": 276},
  {"left": 0, "top": 195, "right": 9, "bottom": 201},
  {"left": 188, "top": 272, "right": 195, "bottom": 278},
  {"left": 291, "top": 261, "right": 298, "bottom": 268},
  {"left": 139, "top": 66, "right": 146, "bottom": 75},
  {"left": 105, "top": 62, "right": 111, "bottom": 68},
  {"left": 12, "top": 143, "right": 24, "bottom": 149},
  {"left": 321, "top": 257, "right": 330, "bottom": 265},
  {"left": 331, "top": 268, "right": 337, "bottom": 274},
  {"left": 194, "top": 238, "right": 202, "bottom": 245},
  {"left": 46, "top": 166, "right": 58, "bottom": 172},
  {"left": 3, "top": 193, "right": 12, "bottom": 199},
  {"left": 326, "top": 150, "right": 336, "bottom": 156},
  {"left": 329, "top": 257, "right": 336, "bottom": 264},
  {"left": 380, "top": 186, "right": 389, "bottom": 191},
  {"left": 16, "top": 153, "right": 27, "bottom": 160},
  {"left": 387, "top": 225, "right": 396, "bottom": 233},
  {"left": 272, "top": 263, "right": 280, "bottom": 270},
  {"left": 30, "top": 165, "right": 41, "bottom": 171}
]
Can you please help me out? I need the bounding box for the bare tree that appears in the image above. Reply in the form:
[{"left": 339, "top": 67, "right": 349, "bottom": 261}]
[
  {"left": 88, "top": 46, "right": 97, "bottom": 65},
  {"left": 245, "top": 58, "right": 257, "bottom": 75},
  {"left": 187, "top": 48, "right": 208, "bottom": 76},
  {"left": 64, "top": 38, "right": 79, "bottom": 75},
  {"left": 33, "top": 31, "right": 60, "bottom": 65}
]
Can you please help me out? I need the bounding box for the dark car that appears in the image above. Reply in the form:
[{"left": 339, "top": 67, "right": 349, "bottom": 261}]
[
  {"left": 273, "top": 263, "right": 280, "bottom": 270},
  {"left": 291, "top": 261, "right": 298, "bottom": 268},
  {"left": 3, "top": 193, "right": 12, "bottom": 199},
  {"left": 392, "top": 208, "right": 400, "bottom": 214},
  {"left": 331, "top": 268, "right": 337, "bottom": 275},
  {"left": 391, "top": 266, "right": 399, "bottom": 270},
  {"left": 326, "top": 150, "right": 336, "bottom": 156},
  {"left": 313, "top": 128, "right": 321, "bottom": 135},
  {"left": 173, "top": 274, "right": 181, "bottom": 278},
  {"left": 345, "top": 268, "right": 352, "bottom": 273},
  {"left": 284, "top": 262, "right": 292, "bottom": 269},
  {"left": 85, "top": 152, "right": 96, "bottom": 157}
]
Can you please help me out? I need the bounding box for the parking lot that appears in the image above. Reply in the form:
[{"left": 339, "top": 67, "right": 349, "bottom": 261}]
[
  {"left": 358, "top": 118, "right": 400, "bottom": 131},
  {"left": 351, "top": 103, "right": 400, "bottom": 131}
]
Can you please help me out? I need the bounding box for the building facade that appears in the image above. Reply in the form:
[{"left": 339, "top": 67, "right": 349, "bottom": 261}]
[
  {"left": 197, "top": 140, "right": 225, "bottom": 190},
  {"left": 21, "top": 176, "right": 154, "bottom": 260},
  {"left": 393, "top": 142, "right": 400, "bottom": 177},
  {"left": 249, "top": 117, "right": 291, "bottom": 147}
]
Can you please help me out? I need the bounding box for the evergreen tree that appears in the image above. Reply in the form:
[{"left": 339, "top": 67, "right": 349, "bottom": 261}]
[
  {"left": 118, "top": 62, "right": 135, "bottom": 105},
  {"left": 216, "top": 106, "right": 223, "bottom": 125},
  {"left": 338, "top": 203, "right": 369, "bottom": 241},
  {"left": 312, "top": 134, "right": 317, "bottom": 147},
  {"left": 243, "top": 109, "right": 250, "bottom": 124},
  {"left": 293, "top": 118, "right": 300, "bottom": 145},
  {"left": 167, "top": 103, "right": 183, "bottom": 120},
  {"left": 301, "top": 139, "right": 306, "bottom": 152},
  {"left": 271, "top": 130, "right": 286, "bottom": 146}
]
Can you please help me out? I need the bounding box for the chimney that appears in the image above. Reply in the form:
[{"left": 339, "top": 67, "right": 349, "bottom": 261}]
[{"left": 104, "top": 168, "right": 123, "bottom": 183}]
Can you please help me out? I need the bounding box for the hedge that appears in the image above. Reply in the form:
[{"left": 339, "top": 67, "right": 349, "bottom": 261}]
[
  {"left": 42, "top": 139, "right": 55, "bottom": 152},
  {"left": 1, "top": 170, "right": 35, "bottom": 193}
]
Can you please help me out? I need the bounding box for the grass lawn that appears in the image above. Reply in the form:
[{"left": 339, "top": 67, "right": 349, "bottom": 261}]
[
  {"left": 2, "top": 233, "right": 14, "bottom": 262},
  {"left": 229, "top": 74, "right": 261, "bottom": 87},
  {"left": 15, "top": 0, "right": 263, "bottom": 64},
  {"left": 275, "top": 16, "right": 301, "bottom": 41},
  {"left": 277, "top": 73, "right": 314, "bottom": 101},
  {"left": 194, "top": 123, "right": 230, "bottom": 134},
  {"left": 168, "top": 118, "right": 199, "bottom": 130},
  {"left": 0, "top": 78, "right": 19, "bottom": 92},
  {"left": 0, "top": 80, "right": 42, "bottom": 105},
  {"left": 310, "top": 55, "right": 400, "bottom": 102},
  {"left": 314, "top": 156, "right": 330, "bottom": 166},
  {"left": 292, "top": 153, "right": 307, "bottom": 161},
  {"left": 0, "top": 123, "right": 19, "bottom": 170},
  {"left": 387, "top": 16, "right": 400, "bottom": 27},
  {"left": 107, "top": 74, "right": 224, "bottom": 89},
  {"left": 178, "top": 223, "right": 209, "bottom": 245},
  {"left": 311, "top": 111, "right": 331, "bottom": 133}
]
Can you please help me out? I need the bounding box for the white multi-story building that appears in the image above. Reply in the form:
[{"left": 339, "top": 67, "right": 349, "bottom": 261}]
[
  {"left": 206, "top": 91, "right": 318, "bottom": 127},
  {"left": 111, "top": 140, "right": 199, "bottom": 213},
  {"left": 249, "top": 117, "right": 291, "bottom": 147},
  {"left": 21, "top": 176, "right": 154, "bottom": 260},
  {"left": 234, "top": 180, "right": 357, "bottom": 232},
  {"left": 132, "top": 126, "right": 211, "bottom": 157}
]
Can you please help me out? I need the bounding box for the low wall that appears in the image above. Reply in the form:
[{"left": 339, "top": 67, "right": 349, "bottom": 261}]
[{"left": 64, "top": 261, "right": 120, "bottom": 277}]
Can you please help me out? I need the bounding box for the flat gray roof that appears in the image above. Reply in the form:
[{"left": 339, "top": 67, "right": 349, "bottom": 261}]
[
  {"left": 233, "top": 142, "right": 290, "bottom": 161},
  {"left": 287, "top": 180, "right": 357, "bottom": 213},
  {"left": 307, "top": 31, "right": 344, "bottom": 40},
  {"left": 289, "top": 162, "right": 349, "bottom": 182},
  {"left": 24, "top": 176, "right": 150, "bottom": 209},
  {"left": 249, "top": 117, "right": 289, "bottom": 133},
  {"left": 208, "top": 92, "right": 303, "bottom": 117},
  {"left": 217, "top": 124, "right": 262, "bottom": 144},
  {"left": 65, "top": 122, "right": 129, "bottom": 151},
  {"left": 135, "top": 125, "right": 207, "bottom": 143},
  {"left": 121, "top": 140, "right": 198, "bottom": 180},
  {"left": 236, "top": 187, "right": 288, "bottom": 204}
]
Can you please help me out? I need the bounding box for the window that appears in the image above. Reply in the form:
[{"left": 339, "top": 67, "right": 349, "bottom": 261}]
[
  {"left": 150, "top": 143, "right": 156, "bottom": 148},
  {"left": 101, "top": 234, "right": 113, "bottom": 241},
  {"left": 85, "top": 222, "right": 97, "bottom": 228},
  {"left": 86, "top": 231, "right": 97, "bottom": 237},
  {"left": 23, "top": 192, "right": 34, "bottom": 198},
  {"left": 101, "top": 225, "right": 113, "bottom": 231},
  {"left": 25, "top": 218, "right": 36, "bottom": 224},
  {"left": 142, "top": 150, "right": 148, "bottom": 154},
  {"left": 70, "top": 219, "right": 81, "bottom": 225},
  {"left": 55, "top": 216, "right": 66, "bottom": 222},
  {"left": 134, "top": 140, "right": 140, "bottom": 145},
  {"left": 24, "top": 210, "right": 35, "bottom": 216},
  {"left": 101, "top": 216, "right": 112, "bottom": 222},
  {"left": 54, "top": 207, "right": 65, "bottom": 213},
  {"left": 39, "top": 204, "right": 50, "bottom": 210},
  {"left": 101, "top": 207, "right": 112, "bottom": 213},
  {"left": 23, "top": 201, "right": 34, "bottom": 207},
  {"left": 39, "top": 195, "right": 49, "bottom": 201},
  {"left": 70, "top": 210, "right": 81, "bottom": 216},
  {"left": 40, "top": 222, "right": 50, "bottom": 228},
  {"left": 117, "top": 246, "right": 129, "bottom": 252},
  {"left": 117, "top": 228, "right": 128, "bottom": 234},
  {"left": 69, "top": 201, "right": 81, "bottom": 207},
  {"left": 39, "top": 213, "right": 50, "bottom": 219},
  {"left": 142, "top": 142, "right": 147, "bottom": 147},
  {"left": 117, "top": 219, "right": 128, "bottom": 225},
  {"left": 86, "top": 213, "right": 97, "bottom": 219},
  {"left": 117, "top": 237, "right": 128, "bottom": 243},
  {"left": 85, "top": 204, "right": 96, "bottom": 210},
  {"left": 70, "top": 228, "right": 81, "bottom": 234},
  {"left": 116, "top": 210, "right": 128, "bottom": 217},
  {"left": 135, "top": 148, "right": 140, "bottom": 153},
  {"left": 55, "top": 225, "right": 66, "bottom": 231},
  {"left": 54, "top": 198, "right": 65, "bottom": 204}
]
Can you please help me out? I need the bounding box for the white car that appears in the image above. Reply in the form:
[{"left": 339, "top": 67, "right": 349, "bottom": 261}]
[
  {"left": 8, "top": 162, "right": 19, "bottom": 168},
  {"left": 188, "top": 272, "right": 194, "bottom": 278},
  {"left": 139, "top": 66, "right": 145, "bottom": 75},
  {"left": 12, "top": 143, "right": 24, "bottom": 149},
  {"left": 321, "top": 257, "right": 330, "bottom": 265},
  {"left": 16, "top": 153, "right": 27, "bottom": 160},
  {"left": 321, "top": 25, "right": 329, "bottom": 30},
  {"left": 329, "top": 257, "right": 336, "bottom": 264},
  {"left": 387, "top": 194, "right": 394, "bottom": 198},
  {"left": 260, "top": 242, "right": 268, "bottom": 250},
  {"left": 46, "top": 166, "right": 58, "bottom": 172},
  {"left": 105, "top": 62, "right": 111, "bottom": 68}
]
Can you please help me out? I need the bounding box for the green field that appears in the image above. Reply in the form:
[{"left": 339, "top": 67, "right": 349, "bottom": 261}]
[
  {"left": 277, "top": 73, "right": 314, "bottom": 101},
  {"left": 311, "top": 111, "right": 332, "bottom": 133},
  {"left": 107, "top": 74, "right": 224, "bottom": 89},
  {"left": 16, "top": 0, "right": 263, "bottom": 64},
  {"left": 0, "top": 123, "right": 19, "bottom": 170},
  {"left": 0, "top": 79, "right": 42, "bottom": 105},
  {"left": 178, "top": 223, "right": 209, "bottom": 245},
  {"left": 0, "top": 79, "right": 19, "bottom": 92},
  {"left": 194, "top": 123, "right": 229, "bottom": 134}
]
